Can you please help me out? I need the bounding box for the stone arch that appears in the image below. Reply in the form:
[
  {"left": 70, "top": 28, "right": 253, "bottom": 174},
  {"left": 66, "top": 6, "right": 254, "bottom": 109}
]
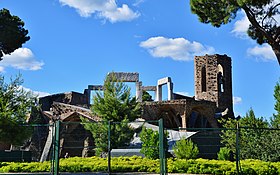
[
  {"left": 188, "top": 107, "right": 210, "bottom": 128},
  {"left": 218, "top": 64, "right": 224, "bottom": 75}
]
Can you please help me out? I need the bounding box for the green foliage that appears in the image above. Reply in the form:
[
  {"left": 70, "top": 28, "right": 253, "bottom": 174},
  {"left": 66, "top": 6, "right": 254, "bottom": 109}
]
[
  {"left": 217, "top": 147, "right": 231, "bottom": 161},
  {"left": 0, "top": 8, "right": 30, "bottom": 60},
  {"left": 0, "top": 75, "right": 38, "bottom": 145},
  {"left": 83, "top": 74, "right": 141, "bottom": 156},
  {"left": 139, "top": 127, "right": 168, "bottom": 159},
  {"left": 172, "top": 139, "right": 199, "bottom": 160},
  {"left": 2, "top": 157, "right": 280, "bottom": 174},
  {"left": 220, "top": 108, "right": 280, "bottom": 161},
  {"left": 139, "top": 127, "right": 159, "bottom": 159},
  {"left": 271, "top": 79, "right": 280, "bottom": 128},
  {"left": 190, "top": 0, "right": 239, "bottom": 27},
  {"left": 91, "top": 74, "right": 141, "bottom": 122},
  {"left": 190, "top": 0, "right": 280, "bottom": 64},
  {"left": 142, "top": 90, "right": 153, "bottom": 102}
]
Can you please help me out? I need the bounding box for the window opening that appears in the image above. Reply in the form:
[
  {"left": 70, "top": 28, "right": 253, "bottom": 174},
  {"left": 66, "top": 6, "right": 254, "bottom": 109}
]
[{"left": 201, "top": 66, "right": 206, "bottom": 92}]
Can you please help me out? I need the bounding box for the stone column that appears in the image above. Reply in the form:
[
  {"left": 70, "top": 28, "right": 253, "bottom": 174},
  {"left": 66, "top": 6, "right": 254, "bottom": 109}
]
[
  {"left": 167, "top": 82, "right": 173, "bottom": 100},
  {"left": 136, "top": 81, "right": 142, "bottom": 102},
  {"left": 181, "top": 111, "right": 187, "bottom": 131},
  {"left": 156, "top": 85, "right": 162, "bottom": 101}
]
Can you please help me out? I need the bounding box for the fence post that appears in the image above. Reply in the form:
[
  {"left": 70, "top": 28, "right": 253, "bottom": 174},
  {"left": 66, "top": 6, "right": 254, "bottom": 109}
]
[
  {"left": 108, "top": 121, "right": 111, "bottom": 174},
  {"left": 159, "top": 118, "right": 167, "bottom": 175},
  {"left": 236, "top": 122, "right": 240, "bottom": 175},
  {"left": 54, "top": 120, "right": 60, "bottom": 175}
]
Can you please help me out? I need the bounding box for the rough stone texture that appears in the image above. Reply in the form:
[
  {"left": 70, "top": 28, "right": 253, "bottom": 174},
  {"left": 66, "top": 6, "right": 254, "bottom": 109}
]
[
  {"left": 107, "top": 72, "right": 139, "bottom": 82},
  {"left": 29, "top": 93, "right": 100, "bottom": 161},
  {"left": 194, "top": 54, "right": 234, "bottom": 117},
  {"left": 27, "top": 59, "right": 236, "bottom": 160},
  {"left": 142, "top": 99, "right": 218, "bottom": 129},
  {"left": 142, "top": 86, "right": 156, "bottom": 91},
  {"left": 39, "top": 91, "right": 89, "bottom": 111},
  {"left": 51, "top": 102, "right": 100, "bottom": 122}
]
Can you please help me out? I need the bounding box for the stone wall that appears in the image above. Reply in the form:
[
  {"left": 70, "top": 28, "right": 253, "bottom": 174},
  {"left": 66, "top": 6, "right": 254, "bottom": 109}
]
[
  {"left": 194, "top": 54, "right": 234, "bottom": 117},
  {"left": 39, "top": 91, "right": 89, "bottom": 111},
  {"left": 142, "top": 99, "right": 218, "bottom": 129}
]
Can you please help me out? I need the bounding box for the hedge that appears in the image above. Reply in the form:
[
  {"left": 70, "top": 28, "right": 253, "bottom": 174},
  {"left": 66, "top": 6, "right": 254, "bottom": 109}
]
[{"left": 1, "top": 156, "right": 280, "bottom": 174}]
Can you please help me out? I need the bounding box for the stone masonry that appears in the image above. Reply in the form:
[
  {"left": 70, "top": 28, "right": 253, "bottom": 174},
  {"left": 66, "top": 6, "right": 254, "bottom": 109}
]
[{"left": 194, "top": 54, "right": 234, "bottom": 118}]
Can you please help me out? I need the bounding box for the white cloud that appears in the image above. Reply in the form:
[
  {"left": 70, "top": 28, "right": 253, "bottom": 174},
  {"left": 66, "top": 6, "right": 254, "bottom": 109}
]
[
  {"left": 139, "top": 36, "right": 215, "bottom": 61},
  {"left": 231, "top": 11, "right": 250, "bottom": 38},
  {"left": 1, "top": 48, "right": 44, "bottom": 72},
  {"left": 21, "top": 86, "right": 50, "bottom": 98},
  {"left": 59, "top": 0, "right": 140, "bottom": 23},
  {"left": 233, "top": 96, "right": 242, "bottom": 105},
  {"left": 247, "top": 44, "right": 276, "bottom": 61}
]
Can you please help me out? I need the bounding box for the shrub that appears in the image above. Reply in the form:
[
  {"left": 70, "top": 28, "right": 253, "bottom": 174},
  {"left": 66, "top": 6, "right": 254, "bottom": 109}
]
[
  {"left": 1, "top": 157, "right": 280, "bottom": 174},
  {"left": 172, "top": 139, "right": 199, "bottom": 160},
  {"left": 139, "top": 127, "right": 168, "bottom": 159},
  {"left": 218, "top": 147, "right": 232, "bottom": 161}
]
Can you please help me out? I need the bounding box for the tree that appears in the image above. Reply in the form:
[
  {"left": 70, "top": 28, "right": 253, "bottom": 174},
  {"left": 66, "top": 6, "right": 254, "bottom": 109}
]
[
  {"left": 142, "top": 90, "right": 153, "bottom": 102},
  {"left": 271, "top": 79, "right": 280, "bottom": 128},
  {"left": 139, "top": 127, "right": 160, "bottom": 159},
  {"left": 190, "top": 0, "right": 280, "bottom": 64},
  {"left": 0, "top": 75, "right": 38, "bottom": 146},
  {"left": 139, "top": 127, "right": 168, "bottom": 159},
  {"left": 0, "top": 8, "right": 30, "bottom": 60},
  {"left": 82, "top": 74, "right": 141, "bottom": 156},
  {"left": 220, "top": 108, "right": 280, "bottom": 161}
]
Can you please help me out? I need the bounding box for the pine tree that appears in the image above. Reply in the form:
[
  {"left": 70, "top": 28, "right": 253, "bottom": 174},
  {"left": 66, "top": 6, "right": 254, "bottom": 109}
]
[
  {"left": 0, "top": 75, "right": 37, "bottom": 146},
  {"left": 82, "top": 74, "right": 141, "bottom": 156}
]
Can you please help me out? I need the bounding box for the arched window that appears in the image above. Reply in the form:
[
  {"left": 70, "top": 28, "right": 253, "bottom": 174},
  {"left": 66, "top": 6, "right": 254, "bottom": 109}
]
[
  {"left": 201, "top": 66, "right": 206, "bottom": 92},
  {"left": 217, "top": 72, "right": 224, "bottom": 93},
  {"left": 217, "top": 64, "right": 224, "bottom": 93}
]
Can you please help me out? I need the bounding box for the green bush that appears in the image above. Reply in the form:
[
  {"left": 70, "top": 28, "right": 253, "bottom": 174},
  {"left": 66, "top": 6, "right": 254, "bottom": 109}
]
[
  {"left": 1, "top": 156, "right": 280, "bottom": 174},
  {"left": 139, "top": 127, "right": 168, "bottom": 159},
  {"left": 172, "top": 139, "right": 199, "bottom": 160},
  {"left": 218, "top": 147, "right": 232, "bottom": 160}
]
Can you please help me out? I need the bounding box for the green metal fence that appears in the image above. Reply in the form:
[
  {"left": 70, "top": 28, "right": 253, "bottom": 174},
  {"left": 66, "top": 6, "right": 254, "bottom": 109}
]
[
  {"left": 1, "top": 120, "right": 280, "bottom": 175},
  {"left": 53, "top": 119, "right": 167, "bottom": 175}
]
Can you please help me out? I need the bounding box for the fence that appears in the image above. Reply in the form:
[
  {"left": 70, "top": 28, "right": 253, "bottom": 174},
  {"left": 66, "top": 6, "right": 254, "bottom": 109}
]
[
  {"left": 57, "top": 119, "right": 167, "bottom": 175},
  {"left": 1, "top": 120, "right": 280, "bottom": 175}
]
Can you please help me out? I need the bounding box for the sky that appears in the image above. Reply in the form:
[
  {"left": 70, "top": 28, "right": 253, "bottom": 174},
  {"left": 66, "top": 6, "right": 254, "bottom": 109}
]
[{"left": 0, "top": 0, "right": 279, "bottom": 119}]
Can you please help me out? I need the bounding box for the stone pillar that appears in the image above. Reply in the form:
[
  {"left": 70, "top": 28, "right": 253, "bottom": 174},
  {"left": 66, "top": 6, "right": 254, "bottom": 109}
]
[
  {"left": 156, "top": 85, "right": 162, "bottom": 101},
  {"left": 181, "top": 111, "right": 187, "bottom": 131},
  {"left": 167, "top": 82, "right": 173, "bottom": 100},
  {"left": 136, "top": 81, "right": 143, "bottom": 102}
]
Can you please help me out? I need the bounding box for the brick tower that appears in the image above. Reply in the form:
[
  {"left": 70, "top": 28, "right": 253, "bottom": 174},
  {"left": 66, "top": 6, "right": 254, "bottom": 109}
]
[{"left": 194, "top": 54, "right": 234, "bottom": 118}]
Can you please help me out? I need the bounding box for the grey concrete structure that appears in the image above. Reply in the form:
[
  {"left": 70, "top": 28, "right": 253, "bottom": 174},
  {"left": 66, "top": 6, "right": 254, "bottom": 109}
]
[{"left": 156, "top": 77, "right": 173, "bottom": 101}]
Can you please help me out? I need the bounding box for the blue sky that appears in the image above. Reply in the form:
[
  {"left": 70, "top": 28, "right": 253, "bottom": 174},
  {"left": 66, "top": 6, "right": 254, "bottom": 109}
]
[{"left": 1, "top": 0, "right": 279, "bottom": 119}]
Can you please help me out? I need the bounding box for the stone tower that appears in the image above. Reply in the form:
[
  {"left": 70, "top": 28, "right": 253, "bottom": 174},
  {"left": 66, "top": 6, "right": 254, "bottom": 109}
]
[{"left": 194, "top": 54, "right": 234, "bottom": 118}]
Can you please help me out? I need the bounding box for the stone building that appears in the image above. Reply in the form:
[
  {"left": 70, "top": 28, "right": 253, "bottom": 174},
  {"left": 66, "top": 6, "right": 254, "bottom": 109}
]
[
  {"left": 142, "top": 54, "right": 234, "bottom": 129},
  {"left": 26, "top": 92, "right": 100, "bottom": 161},
  {"left": 26, "top": 54, "right": 234, "bottom": 160},
  {"left": 194, "top": 54, "right": 234, "bottom": 118}
]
